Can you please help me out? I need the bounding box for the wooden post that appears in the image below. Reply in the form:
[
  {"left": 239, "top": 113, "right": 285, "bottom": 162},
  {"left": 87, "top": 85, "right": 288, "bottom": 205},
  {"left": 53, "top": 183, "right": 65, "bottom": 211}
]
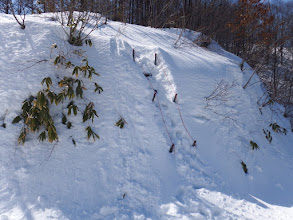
[
  {"left": 173, "top": 94, "right": 177, "bottom": 103},
  {"left": 152, "top": 90, "right": 157, "bottom": 102},
  {"left": 169, "top": 144, "right": 175, "bottom": 153},
  {"left": 133, "top": 49, "right": 135, "bottom": 62},
  {"left": 154, "top": 53, "right": 157, "bottom": 65}
]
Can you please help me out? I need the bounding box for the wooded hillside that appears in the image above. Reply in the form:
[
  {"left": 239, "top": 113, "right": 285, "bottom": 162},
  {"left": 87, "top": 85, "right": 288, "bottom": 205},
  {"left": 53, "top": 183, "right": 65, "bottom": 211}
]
[{"left": 1, "top": 0, "right": 293, "bottom": 128}]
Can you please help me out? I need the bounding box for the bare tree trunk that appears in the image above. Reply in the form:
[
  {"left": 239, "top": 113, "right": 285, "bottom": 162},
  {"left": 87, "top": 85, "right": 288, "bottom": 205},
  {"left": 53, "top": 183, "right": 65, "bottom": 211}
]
[
  {"left": 9, "top": 0, "right": 26, "bottom": 29},
  {"left": 272, "top": 45, "right": 278, "bottom": 98},
  {"left": 4, "top": 0, "right": 10, "bottom": 14}
]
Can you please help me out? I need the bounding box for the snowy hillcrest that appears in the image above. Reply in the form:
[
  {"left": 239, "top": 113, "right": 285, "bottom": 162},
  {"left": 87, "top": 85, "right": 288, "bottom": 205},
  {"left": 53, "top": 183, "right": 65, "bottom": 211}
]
[{"left": 0, "top": 13, "right": 293, "bottom": 219}]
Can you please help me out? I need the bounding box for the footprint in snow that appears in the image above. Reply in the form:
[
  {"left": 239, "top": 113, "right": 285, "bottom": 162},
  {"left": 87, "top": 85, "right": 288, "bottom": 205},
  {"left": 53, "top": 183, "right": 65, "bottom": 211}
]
[
  {"left": 176, "top": 131, "right": 183, "bottom": 139},
  {"left": 193, "top": 115, "right": 209, "bottom": 124}
]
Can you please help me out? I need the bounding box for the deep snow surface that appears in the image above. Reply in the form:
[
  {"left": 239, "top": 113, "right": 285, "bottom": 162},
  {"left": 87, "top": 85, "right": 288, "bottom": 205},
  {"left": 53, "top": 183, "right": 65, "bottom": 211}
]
[{"left": 0, "top": 13, "right": 293, "bottom": 219}]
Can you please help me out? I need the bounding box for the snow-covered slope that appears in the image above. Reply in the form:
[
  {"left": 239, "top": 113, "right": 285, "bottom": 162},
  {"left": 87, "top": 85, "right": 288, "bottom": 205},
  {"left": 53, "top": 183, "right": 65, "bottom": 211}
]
[{"left": 0, "top": 13, "right": 293, "bottom": 219}]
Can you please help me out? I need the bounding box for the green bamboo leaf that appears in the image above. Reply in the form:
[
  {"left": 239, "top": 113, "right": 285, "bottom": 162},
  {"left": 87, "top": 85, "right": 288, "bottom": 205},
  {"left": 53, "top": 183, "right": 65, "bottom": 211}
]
[
  {"left": 94, "top": 83, "right": 103, "bottom": 93},
  {"left": 93, "top": 132, "right": 99, "bottom": 140},
  {"left": 67, "top": 86, "right": 75, "bottom": 99},
  {"left": 62, "top": 113, "right": 67, "bottom": 124},
  {"left": 48, "top": 125, "right": 58, "bottom": 142},
  {"left": 41, "top": 77, "right": 52, "bottom": 89},
  {"left": 241, "top": 161, "right": 248, "bottom": 174},
  {"left": 85, "top": 39, "right": 92, "bottom": 47},
  {"left": 41, "top": 78, "right": 46, "bottom": 86},
  {"left": 56, "top": 92, "right": 64, "bottom": 104},
  {"left": 67, "top": 101, "right": 74, "bottom": 108},
  {"left": 250, "top": 140, "right": 259, "bottom": 150},
  {"left": 76, "top": 81, "right": 83, "bottom": 98},
  {"left": 54, "top": 56, "right": 60, "bottom": 65},
  {"left": 86, "top": 126, "right": 91, "bottom": 139},
  {"left": 18, "top": 127, "right": 27, "bottom": 145},
  {"left": 12, "top": 116, "right": 22, "bottom": 124},
  {"left": 47, "top": 91, "right": 56, "bottom": 104},
  {"left": 115, "top": 117, "right": 127, "bottom": 129},
  {"left": 85, "top": 126, "right": 99, "bottom": 141},
  {"left": 67, "top": 122, "right": 72, "bottom": 129},
  {"left": 93, "top": 109, "right": 98, "bottom": 117},
  {"left": 21, "top": 101, "right": 30, "bottom": 113},
  {"left": 65, "top": 61, "right": 73, "bottom": 68},
  {"left": 68, "top": 106, "right": 72, "bottom": 116},
  {"left": 73, "top": 106, "right": 78, "bottom": 116},
  {"left": 38, "top": 131, "right": 46, "bottom": 142},
  {"left": 73, "top": 66, "right": 79, "bottom": 78},
  {"left": 37, "top": 91, "right": 46, "bottom": 108}
]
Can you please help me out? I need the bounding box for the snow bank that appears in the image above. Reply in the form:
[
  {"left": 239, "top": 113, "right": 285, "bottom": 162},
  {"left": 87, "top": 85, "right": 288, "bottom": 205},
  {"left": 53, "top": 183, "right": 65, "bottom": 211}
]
[{"left": 0, "top": 14, "right": 292, "bottom": 219}]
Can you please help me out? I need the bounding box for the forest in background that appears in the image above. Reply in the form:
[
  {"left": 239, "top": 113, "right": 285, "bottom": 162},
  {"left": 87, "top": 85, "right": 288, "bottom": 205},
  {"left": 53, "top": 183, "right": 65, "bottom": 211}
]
[{"left": 1, "top": 0, "right": 293, "bottom": 128}]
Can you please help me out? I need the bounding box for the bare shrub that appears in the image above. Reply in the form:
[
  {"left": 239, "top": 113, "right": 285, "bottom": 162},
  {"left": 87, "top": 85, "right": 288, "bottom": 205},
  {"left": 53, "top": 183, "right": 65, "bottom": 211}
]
[
  {"left": 194, "top": 33, "right": 212, "bottom": 48},
  {"left": 205, "top": 79, "right": 241, "bottom": 126},
  {"left": 205, "top": 79, "right": 237, "bottom": 103},
  {"left": 56, "top": 11, "right": 103, "bottom": 46},
  {"left": 10, "top": 0, "right": 26, "bottom": 29}
]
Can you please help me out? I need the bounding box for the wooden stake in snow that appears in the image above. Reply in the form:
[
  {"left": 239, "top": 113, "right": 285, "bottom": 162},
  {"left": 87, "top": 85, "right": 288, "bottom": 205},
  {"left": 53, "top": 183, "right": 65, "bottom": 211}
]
[
  {"left": 241, "top": 161, "right": 248, "bottom": 174},
  {"left": 152, "top": 90, "right": 157, "bottom": 102},
  {"left": 233, "top": 152, "right": 248, "bottom": 174},
  {"left": 1, "top": 109, "right": 7, "bottom": 128},
  {"left": 133, "top": 49, "right": 135, "bottom": 62},
  {"left": 155, "top": 53, "right": 157, "bottom": 66},
  {"left": 143, "top": 73, "right": 152, "bottom": 77},
  {"left": 173, "top": 94, "right": 177, "bottom": 103}
]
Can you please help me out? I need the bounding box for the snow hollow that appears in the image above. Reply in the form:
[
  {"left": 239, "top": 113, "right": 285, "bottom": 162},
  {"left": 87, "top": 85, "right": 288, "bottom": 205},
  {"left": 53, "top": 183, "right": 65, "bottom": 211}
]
[{"left": 0, "top": 13, "right": 293, "bottom": 220}]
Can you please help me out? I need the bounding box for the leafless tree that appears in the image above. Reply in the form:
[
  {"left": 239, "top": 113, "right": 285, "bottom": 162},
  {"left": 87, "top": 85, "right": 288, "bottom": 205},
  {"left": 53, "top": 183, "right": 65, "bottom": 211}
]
[
  {"left": 10, "top": 0, "right": 26, "bottom": 29},
  {"left": 0, "top": 0, "right": 10, "bottom": 14}
]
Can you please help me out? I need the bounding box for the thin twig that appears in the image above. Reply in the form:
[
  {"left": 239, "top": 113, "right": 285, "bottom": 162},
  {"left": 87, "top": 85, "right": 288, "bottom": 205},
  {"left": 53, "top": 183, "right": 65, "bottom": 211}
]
[
  {"left": 39, "top": 141, "right": 59, "bottom": 166},
  {"left": 19, "top": 59, "right": 48, "bottom": 71}
]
